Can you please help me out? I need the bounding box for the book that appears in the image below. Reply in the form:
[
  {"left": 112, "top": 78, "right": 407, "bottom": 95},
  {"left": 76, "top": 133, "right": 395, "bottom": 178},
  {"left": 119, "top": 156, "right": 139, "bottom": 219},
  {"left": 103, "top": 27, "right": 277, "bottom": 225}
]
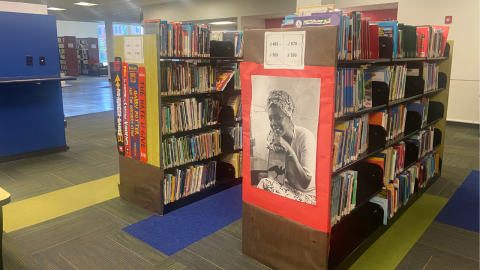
[
  {"left": 374, "top": 21, "right": 399, "bottom": 58},
  {"left": 128, "top": 64, "right": 141, "bottom": 161},
  {"left": 215, "top": 70, "right": 234, "bottom": 91},
  {"left": 139, "top": 67, "right": 148, "bottom": 162},
  {"left": 267, "top": 150, "right": 287, "bottom": 185}
]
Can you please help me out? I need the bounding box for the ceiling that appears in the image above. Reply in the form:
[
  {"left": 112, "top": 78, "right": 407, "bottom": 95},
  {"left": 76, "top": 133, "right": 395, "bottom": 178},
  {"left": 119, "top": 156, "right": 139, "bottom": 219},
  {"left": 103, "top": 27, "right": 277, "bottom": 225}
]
[{"left": 4, "top": 0, "right": 185, "bottom": 23}]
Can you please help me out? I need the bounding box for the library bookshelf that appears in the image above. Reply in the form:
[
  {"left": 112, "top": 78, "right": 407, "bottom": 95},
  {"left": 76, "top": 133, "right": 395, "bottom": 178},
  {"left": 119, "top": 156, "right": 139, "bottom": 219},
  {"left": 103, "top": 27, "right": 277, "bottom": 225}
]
[
  {"left": 239, "top": 24, "right": 453, "bottom": 270},
  {"left": 328, "top": 41, "right": 453, "bottom": 270},
  {"left": 114, "top": 34, "right": 243, "bottom": 215}
]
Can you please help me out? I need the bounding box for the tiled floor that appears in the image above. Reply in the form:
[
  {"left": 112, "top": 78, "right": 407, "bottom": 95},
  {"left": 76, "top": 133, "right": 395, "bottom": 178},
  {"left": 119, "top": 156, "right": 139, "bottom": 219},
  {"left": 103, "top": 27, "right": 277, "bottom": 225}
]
[
  {"left": 1, "top": 76, "right": 478, "bottom": 270},
  {"left": 62, "top": 76, "right": 112, "bottom": 117}
]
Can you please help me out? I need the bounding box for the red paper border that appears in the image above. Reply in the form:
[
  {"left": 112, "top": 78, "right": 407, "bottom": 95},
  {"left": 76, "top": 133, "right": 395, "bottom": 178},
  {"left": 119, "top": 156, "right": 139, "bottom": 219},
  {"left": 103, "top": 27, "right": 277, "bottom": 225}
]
[{"left": 241, "top": 62, "right": 335, "bottom": 232}]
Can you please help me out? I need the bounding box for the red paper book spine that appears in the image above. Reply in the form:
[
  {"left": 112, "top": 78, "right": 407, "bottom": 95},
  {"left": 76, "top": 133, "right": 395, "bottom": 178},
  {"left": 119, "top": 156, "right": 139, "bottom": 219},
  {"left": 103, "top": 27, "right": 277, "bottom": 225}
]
[{"left": 139, "top": 67, "right": 148, "bottom": 162}]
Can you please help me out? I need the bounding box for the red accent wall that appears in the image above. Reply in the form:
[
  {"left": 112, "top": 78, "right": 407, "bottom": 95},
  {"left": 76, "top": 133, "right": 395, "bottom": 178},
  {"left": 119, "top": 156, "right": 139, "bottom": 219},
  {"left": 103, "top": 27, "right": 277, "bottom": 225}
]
[
  {"left": 265, "top": 18, "right": 284, "bottom": 29},
  {"left": 356, "top": 8, "right": 397, "bottom": 21}
]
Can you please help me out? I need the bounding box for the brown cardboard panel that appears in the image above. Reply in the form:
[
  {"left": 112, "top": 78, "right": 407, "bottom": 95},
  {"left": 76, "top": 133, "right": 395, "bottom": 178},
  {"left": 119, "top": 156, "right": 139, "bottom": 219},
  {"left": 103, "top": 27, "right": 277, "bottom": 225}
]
[
  {"left": 118, "top": 155, "right": 164, "bottom": 215},
  {"left": 243, "top": 202, "right": 329, "bottom": 270},
  {"left": 244, "top": 26, "right": 339, "bottom": 67}
]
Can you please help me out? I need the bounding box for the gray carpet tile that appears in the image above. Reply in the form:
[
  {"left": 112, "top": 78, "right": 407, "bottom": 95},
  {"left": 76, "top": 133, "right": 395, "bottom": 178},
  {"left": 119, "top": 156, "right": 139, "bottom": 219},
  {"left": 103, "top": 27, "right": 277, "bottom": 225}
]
[
  {"left": 92, "top": 197, "right": 153, "bottom": 226},
  {"left": 418, "top": 222, "right": 479, "bottom": 261},
  {"left": 2, "top": 232, "right": 38, "bottom": 270},
  {"left": 425, "top": 176, "right": 449, "bottom": 197},
  {"left": 424, "top": 256, "right": 477, "bottom": 270},
  {"left": 395, "top": 247, "right": 431, "bottom": 270}
]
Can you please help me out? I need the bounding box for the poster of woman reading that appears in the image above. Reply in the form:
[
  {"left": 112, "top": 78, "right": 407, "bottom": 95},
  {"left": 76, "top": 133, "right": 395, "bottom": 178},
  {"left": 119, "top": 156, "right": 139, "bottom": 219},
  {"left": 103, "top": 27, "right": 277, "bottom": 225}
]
[{"left": 250, "top": 75, "right": 321, "bottom": 205}]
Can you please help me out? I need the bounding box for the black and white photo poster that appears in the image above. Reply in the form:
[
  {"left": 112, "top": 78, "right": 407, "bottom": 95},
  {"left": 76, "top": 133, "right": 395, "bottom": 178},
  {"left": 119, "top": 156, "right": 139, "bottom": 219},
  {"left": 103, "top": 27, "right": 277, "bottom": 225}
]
[{"left": 250, "top": 75, "right": 321, "bottom": 205}]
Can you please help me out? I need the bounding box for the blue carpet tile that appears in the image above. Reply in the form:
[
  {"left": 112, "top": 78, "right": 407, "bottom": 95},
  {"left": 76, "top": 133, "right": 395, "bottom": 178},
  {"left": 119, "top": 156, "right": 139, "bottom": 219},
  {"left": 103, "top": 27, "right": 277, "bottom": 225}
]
[
  {"left": 123, "top": 185, "right": 242, "bottom": 256},
  {"left": 435, "top": 170, "right": 479, "bottom": 232}
]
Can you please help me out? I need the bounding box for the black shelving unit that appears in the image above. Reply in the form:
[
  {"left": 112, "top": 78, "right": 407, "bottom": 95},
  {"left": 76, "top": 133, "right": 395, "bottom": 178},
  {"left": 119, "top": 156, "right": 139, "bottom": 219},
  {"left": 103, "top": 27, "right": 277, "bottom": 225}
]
[{"left": 329, "top": 43, "right": 452, "bottom": 270}]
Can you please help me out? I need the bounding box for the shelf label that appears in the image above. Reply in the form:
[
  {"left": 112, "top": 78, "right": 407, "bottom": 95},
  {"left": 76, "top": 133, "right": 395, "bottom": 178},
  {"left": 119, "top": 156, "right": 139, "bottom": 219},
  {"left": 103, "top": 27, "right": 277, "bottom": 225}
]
[
  {"left": 124, "top": 36, "right": 144, "bottom": 63},
  {"left": 264, "top": 31, "right": 305, "bottom": 70}
]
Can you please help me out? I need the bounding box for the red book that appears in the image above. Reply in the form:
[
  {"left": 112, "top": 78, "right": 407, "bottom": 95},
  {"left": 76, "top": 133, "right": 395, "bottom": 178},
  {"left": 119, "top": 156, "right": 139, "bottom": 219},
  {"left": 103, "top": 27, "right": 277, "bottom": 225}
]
[
  {"left": 369, "top": 24, "right": 379, "bottom": 59},
  {"left": 122, "top": 62, "right": 131, "bottom": 157},
  {"left": 139, "top": 67, "right": 148, "bottom": 163}
]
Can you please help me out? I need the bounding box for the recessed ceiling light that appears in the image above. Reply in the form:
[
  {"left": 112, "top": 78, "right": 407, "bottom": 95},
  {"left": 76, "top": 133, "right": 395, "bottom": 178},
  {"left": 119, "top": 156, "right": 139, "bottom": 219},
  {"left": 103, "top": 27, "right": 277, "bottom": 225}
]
[
  {"left": 47, "top": 7, "right": 66, "bottom": 10},
  {"left": 74, "top": 2, "right": 98, "bottom": 6},
  {"left": 209, "top": 21, "right": 236, "bottom": 25}
]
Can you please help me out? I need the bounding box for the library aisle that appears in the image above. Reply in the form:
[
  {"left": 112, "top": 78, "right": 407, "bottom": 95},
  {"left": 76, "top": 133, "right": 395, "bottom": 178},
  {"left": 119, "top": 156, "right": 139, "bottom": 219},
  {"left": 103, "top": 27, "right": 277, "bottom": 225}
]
[{"left": 0, "top": 112, "right": 477, "bottom": 269}]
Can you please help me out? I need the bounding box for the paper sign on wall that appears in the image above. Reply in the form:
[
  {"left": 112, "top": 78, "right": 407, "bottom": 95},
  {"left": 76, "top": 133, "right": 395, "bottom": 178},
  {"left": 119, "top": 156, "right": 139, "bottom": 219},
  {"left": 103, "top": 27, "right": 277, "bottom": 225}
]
[
  {"left": 68, "top": 43, "right": 74, "bottom": 48},
  {"left": 264, "top": 31, "right": 306, "bottom": 70},
  {"left": 91, "top": 44, "right": 97, "bottom": 49},
  {"left": 124, "top": 36, "right": 144, "bottom": 63},
  {"left": 297, "top": 4, "right": 335, "bottom": 17}
]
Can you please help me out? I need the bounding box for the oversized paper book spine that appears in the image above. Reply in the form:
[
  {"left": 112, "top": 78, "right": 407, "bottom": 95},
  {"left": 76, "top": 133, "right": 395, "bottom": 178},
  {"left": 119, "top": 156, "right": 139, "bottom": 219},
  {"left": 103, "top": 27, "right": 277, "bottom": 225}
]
[
  {"left": 122, "top": 62, "right": 131, "bottom": 157},
  {"left": 139, "top": 67, "right": 148, "bottom": 162},
  {"left": 129, "top": 64, "right": 140, "bottom": 160},
  {"left": 112, "top": 57, "right": 125, "bottom": 155}
]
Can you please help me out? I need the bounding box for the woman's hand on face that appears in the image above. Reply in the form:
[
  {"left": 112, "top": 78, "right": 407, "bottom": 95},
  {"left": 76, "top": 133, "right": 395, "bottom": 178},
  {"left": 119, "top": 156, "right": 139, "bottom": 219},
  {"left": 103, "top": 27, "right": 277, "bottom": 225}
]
[{"left": 278, "top": 137, "right": 294, "bottom": 156}]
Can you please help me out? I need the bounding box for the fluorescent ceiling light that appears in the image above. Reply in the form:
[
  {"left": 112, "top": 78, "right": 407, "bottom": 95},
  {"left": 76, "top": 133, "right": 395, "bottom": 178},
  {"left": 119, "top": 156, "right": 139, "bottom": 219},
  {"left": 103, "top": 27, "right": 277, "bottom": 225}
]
[
  {"left": 209, "top": 21, "right": 236, "bottom": 25},
  {"left": 74, "top": 2, "right": 98, "bottom": 6},
  {"left": 47, "top": 7, "right": 66, "bottom": 10}
]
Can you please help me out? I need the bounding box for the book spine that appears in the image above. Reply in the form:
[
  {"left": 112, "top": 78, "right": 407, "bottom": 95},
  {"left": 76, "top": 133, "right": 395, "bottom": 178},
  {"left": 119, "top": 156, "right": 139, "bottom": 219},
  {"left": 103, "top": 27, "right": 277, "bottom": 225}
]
[
  {"left": 139, "top": 67, "right": 148, "bottom": 163},
  {"left": 129, "top": 64, "right": 141, "bottom": 160},
  {"left": 123, "top": 62, "right": 131, "bottom": 157},
  {"left": 113, "top": 57, "right": 125, "bottom": 155}
]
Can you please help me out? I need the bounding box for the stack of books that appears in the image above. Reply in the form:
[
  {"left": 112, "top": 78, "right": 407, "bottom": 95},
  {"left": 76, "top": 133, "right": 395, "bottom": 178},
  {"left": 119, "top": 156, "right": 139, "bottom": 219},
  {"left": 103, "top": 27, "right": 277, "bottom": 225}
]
[
  {"left": 145, "top": 20, "right": 212, "bottom": 57},
  {"left": 406, "top": 126, "right": 435, "bottom": 159},
  {"left": 333, "top": 114, "right": 369, "bottom": 171},
  {"left": 367, "top": 142, "right": 406, "bottom": 185},
  {"left": 161, "top": 97, "right": 220, "bottom": 135},
  {"left": 407, "top": 97, "right": 429, "bottom": 126},
  {"left": 222, "top": 123, "right": 242, "bottom": 150},
  {"left": 162, "top": 129, "right": 221, "bottom": 168},
  {"left": 164, "top": 160, "right": 217, "bottom": 204},
  {"left": 331, "top": 170, "right": 358, "bottom": 227},
  {"left": 386, "top": 104, "right": 407, "bottom": 140},
  {"left": 160, "top": 62, "right": 215, "bottom": 96}
]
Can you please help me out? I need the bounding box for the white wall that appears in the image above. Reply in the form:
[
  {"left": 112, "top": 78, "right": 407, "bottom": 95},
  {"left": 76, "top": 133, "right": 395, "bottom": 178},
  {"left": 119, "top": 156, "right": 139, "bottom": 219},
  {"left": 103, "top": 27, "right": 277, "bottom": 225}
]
[
  {"left": 335, "top": 0, "right": 480, "bottom": 123},
  {"left": 142, "top": 0, "right": 296, "bottom": 22},
  {"left": 56, "top": 20, "right": 101, "bottom": 38}
]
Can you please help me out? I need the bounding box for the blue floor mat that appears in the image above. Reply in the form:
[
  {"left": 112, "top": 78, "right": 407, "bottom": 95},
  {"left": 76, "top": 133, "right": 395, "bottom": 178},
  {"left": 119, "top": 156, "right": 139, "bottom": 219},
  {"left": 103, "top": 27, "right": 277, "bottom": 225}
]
[
  {"left": 123, "top": 185, "right": 242, "bottom": 256},
  {"left": 435, "top": 170, "right": 479, "bottom": 233}
]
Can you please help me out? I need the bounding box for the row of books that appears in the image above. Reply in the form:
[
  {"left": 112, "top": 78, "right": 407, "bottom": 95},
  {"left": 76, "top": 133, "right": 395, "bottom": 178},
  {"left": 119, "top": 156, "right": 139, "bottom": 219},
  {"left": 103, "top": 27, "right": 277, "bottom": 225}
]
[
  {"left": 367, "top": 142, "right": 406, "bottom": 185},
  {"left": 331, "top": 170, "right": 358, "bottom": 227},
  {"left": 370, "top": 96, "right": 430, "bottom": 141},
  {"left": 333, "top": 114, "right": 369, "bottom": 171},
  {"left": 335, "top": 66, "right": 373, "bottom": 117},
  {"left": 224, "top": 94, "right": 242, "bottom": 121},
  {"left": 210, "top": 31, "right": 244, "bottom": 58},
  {"left": 163, "top": 160, "right": 217, "bottom": 204},
  {"left": 159, "top": 62, "right": 235, "bottom": 96},
  {"left": 220, "top": 152, "right": 243, "bottom": 178},
  {"left": 145, "top": 20, "right": 211, "bottom": 57},
  {"left": 369, "top": 65, "right": 407, "bottom": 101},
  {"left": 406, "top": 126, "right": 435, "bottom": 159},
  {"left": 370, "top": 151, "right": 437, "bottom": 223},
  {"left": 423, "top": 63, "right": 439, "bottom": 92},
  {"left": 162, "top": 129, "right": 221, "bottom": 169},
  {"left": 161, "top": 97, "right": 220, "bottom": 135},
  {"left": 222, "top": 123, "right": 243, "bottom": 151},
  {"left": 284, "top": 12, "right": 449, "bottom": 60}
]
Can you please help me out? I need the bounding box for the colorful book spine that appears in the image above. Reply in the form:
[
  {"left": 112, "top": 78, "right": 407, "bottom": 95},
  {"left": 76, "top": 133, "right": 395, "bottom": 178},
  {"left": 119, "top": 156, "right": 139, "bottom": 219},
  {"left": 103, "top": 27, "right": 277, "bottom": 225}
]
[
  {"left": 129, "top": 64, "right": 140, "bottom": 160},
  {"left": 139, "top": 67, "right": 148, "bottom": 162},
  {"left": 123, "top": 62, "right": 131, "bottom": 157}
]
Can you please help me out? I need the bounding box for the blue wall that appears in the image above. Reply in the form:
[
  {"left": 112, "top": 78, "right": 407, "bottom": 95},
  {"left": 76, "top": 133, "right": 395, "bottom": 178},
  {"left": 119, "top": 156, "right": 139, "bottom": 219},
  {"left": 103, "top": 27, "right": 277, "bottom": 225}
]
[
  {"left": 0, "top": 81, "right": 66, "bottom": 157},
  {"left": 0, "top": 12, "right": 60, "bottom": 80}
]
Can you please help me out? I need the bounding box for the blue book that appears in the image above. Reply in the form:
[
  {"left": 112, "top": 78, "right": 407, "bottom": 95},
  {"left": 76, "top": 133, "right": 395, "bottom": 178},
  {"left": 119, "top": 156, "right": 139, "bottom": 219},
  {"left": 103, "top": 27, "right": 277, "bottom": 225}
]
[{"left": 373, "top": 21, "right": 399, "bottom": 58}]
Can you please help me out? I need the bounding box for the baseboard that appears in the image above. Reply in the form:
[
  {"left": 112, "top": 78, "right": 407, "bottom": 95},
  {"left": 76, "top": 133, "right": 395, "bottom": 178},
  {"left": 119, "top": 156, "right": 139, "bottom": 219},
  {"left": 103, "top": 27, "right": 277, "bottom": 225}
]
[
  {"left": 0, "top": 145, "right": 68, "bottom": 163},
  {"left": 446, "top": 120, "right": 480, "bottom": 128}
]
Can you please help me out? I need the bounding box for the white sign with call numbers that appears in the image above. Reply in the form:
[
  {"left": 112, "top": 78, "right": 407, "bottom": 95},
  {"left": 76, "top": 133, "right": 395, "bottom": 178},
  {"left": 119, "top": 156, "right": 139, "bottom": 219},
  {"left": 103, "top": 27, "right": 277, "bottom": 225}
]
[
  {"left": 264, "top": 31, "right": 305, "bottom": 70},
  {"left": 124, "top": 36, "right": 144, "bottom": 63}
]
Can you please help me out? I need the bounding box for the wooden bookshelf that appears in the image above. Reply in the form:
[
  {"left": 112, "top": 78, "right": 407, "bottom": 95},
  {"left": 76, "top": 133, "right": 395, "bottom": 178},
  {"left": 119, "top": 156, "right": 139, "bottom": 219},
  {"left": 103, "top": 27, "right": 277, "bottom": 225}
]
[
  {"left": 62, "top": 36, "right": 79, "bottom": 77},
  {"left": 114, "top": 34, "right": 243, "bottom": 216}
]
